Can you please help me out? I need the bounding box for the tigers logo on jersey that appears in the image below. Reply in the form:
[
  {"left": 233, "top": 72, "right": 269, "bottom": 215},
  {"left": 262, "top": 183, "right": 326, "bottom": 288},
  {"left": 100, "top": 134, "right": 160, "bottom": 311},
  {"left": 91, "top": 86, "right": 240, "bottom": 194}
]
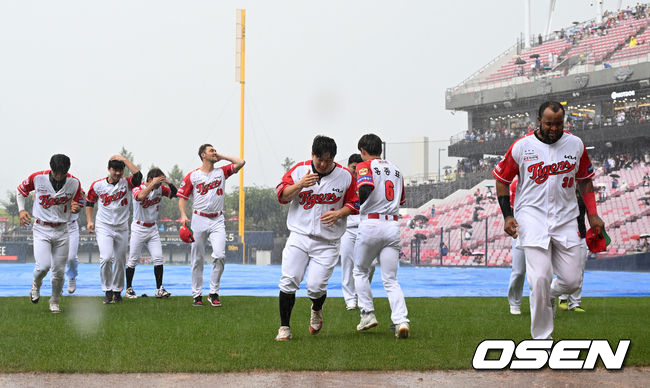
[
  {"left": 196, "top": 179, "right": 222, "bottom": 195},
  {"left": 100, "top": 190, "right": 127, "bottom": 206},
  {"left": 298, "top": 190, "right": 341, "bottom": 209},
  {"left": 141, "top": 196, "right": 161, "bottom": 209},
  {"left": 39, "top": 194, "right": 71, "bottom": 209},
  {"left": 527, "top": 161, "right": 575, "bottom": 184}
]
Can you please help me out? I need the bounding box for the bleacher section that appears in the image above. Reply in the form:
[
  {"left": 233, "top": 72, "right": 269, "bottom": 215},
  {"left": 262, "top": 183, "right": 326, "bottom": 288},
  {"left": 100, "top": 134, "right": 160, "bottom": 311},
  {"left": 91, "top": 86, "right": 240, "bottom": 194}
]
[
  {"left": 565, "top": 18, "right": 648, "bottom": 64},
  {"left": 608, "top": 25, "right": 650, "bottom": 63},
  {"left": 484, "top": 40, "right": 570, "bottom": 83},
  {"left": 400, "top": 163, "right": 650, "bottom": 267}
]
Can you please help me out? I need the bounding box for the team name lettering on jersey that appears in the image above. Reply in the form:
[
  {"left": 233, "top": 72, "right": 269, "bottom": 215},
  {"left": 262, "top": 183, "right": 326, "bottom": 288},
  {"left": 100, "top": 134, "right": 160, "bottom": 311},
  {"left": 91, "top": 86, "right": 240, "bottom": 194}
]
[
  {"left": 39, "top": 194, "right": 71, "bottom": 209},
  {"left": 141, "top": 196, "right": 161, "bottom": 209},
  {"left": 527, "top": 161, "right": 576, "bottom": 184},
  {"left": 298, "top": 190, "right": 341, "bottom": 209},
  {"left": 196, "top": 179, "right": 222, "bottom": 195},
  {"left": 100, "top": 190, "right": 127, "bottom": 206}
]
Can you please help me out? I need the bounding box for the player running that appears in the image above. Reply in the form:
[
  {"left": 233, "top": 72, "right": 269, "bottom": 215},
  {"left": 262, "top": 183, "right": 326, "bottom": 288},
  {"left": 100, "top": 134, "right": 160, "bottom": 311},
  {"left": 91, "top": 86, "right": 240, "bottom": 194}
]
[
  {"left": 177, "top": 144, "right": 245, "bottom": 307},
  {"left": 65, "top": 189, "right": 85, "bottom": 294},
  {"left": 125, "top": 168, "right": 178, "bottom": 299},
  {"left": 353, "top": 134, "right": 410, "bottom": 339},
  {"left": 274, "top": 135, "right": 359, "bottom": 341},
  {"left": 18, "top": 154, "right": 83, "bottom": 313},
  {"left": 86, "top": 155, "right": 142, "bottom": 305}
]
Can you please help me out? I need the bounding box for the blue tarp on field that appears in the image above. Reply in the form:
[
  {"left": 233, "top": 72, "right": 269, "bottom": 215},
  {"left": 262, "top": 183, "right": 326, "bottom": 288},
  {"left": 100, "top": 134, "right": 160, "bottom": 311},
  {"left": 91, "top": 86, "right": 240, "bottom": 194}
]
[{"left": 1, "top": 264, "right": 649, "bottom": 298}]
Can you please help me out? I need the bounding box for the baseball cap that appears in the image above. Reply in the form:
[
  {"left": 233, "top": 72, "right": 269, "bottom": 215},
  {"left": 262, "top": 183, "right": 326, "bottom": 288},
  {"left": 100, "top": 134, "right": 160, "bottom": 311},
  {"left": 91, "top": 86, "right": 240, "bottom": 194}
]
[{"left": 586, "top": 227, "right": 610, "bottom": 253}]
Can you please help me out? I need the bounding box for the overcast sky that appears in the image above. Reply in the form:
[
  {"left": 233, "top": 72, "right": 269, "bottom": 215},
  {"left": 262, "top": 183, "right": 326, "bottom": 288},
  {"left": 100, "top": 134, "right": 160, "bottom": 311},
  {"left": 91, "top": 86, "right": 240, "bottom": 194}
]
[{"left": 0, "top": 0, "right": 642, "bottom": 197}]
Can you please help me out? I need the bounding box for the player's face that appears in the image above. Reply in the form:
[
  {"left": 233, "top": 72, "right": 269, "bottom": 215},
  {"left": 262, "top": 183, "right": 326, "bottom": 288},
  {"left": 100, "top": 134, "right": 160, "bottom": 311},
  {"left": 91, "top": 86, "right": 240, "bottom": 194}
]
[
  {"left": 51, "top": 171, "right": 66, "bottom": 181},
  {"left": 312, "top": 152, "right": 335, "bottom": 175},
  {"left": 537, "top": 108, "right": 564, "bottom": 143},
  {"left": 348, "top": 162, "right": 359, "bottom": 179},
  {"left": 108, "top": 167, "right": 124, "bottom": 183},
  {"left": 202, "top": 146, "right": 218, "bottom": 163}
]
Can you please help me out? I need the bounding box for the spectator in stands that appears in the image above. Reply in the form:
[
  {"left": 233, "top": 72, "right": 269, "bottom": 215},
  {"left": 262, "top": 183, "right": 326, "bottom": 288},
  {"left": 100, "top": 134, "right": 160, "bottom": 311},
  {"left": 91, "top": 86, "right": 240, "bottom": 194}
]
[
  {"left": 474, "top": 188, "right": 483, "bottom": 205},
  {"left": 441, "top": 243, "right": 448, "bottom": 257},
  {"left": 642, "top": 173, "right": 649, "bottom": 187},
  {"left": 473, "top": 208, "right": 480, "bottom": 222},
  {"left": 464, "top": 229, "right": 472, "bottom": 241},
  {"left": 430, "top": 205, "right": 435, "bottom": 218},
  {"left": 612, "top": 177, "right": 618, "bottom": 189},
  {"left": 538, "top": 33, "right": 543, "bottom": 45}
]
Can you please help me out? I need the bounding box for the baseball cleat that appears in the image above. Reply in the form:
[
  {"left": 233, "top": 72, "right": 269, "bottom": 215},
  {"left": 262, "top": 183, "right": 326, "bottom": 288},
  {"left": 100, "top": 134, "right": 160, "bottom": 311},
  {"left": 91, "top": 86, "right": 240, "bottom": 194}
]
[
  {"left": 192, "top": 296, "right": 203, "bottom": 306},
  {"left": 125, "top": 287, "right": 137, "bottom": 299},
  {"left": 30, "top": 282, "right": 40, "bottom": 304},
  {"left": 510, "top": 306, "right": 521, "bottom": 315},
  {"left": 67, "top": 278, "right": 76, "bottom": 294},
  {"left": 558, "top": 299, "right": 569, "bottom": 311},
  {"left": 155, "top": 286, "right": 171, "bottom": 298},
  {"left": 309, "top": 309, "right": 323, "bottom": 335},
  {"left": 113, "top": 292, "right": 123, "bottom": 303},
  {"left": 346, "top": 304, "right": 357, "bottom": 311},
  {"left": 357, "top": 312, "right": 378, "bottom": 331},
  {"left": 208, "top": 293, "right": 221, "bottom": 307},
  {"left": 570, "top": 305, "right": 586, "bottom": 312},
  {"left": 103, "top": 291, "right": 114, "bottom": 305},
  {"left": 275, "top": 326, "right": 292, "bottom": 341},
  {"left": 49, "top": 301, "right": 62, "bottom": 314},
  {"left": 395, "top": 322, "right": 410, "bottom": 339}
]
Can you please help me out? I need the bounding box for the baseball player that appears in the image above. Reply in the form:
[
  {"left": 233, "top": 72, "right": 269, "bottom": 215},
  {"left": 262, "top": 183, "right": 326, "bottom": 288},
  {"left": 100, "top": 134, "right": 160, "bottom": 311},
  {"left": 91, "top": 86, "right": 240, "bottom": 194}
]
[
  {"left": 86, "top": 155, "right": 142, "bottom": 304},
  {"left": 65, "top": 190, "right": 85, "bottom": 294},
  {"left": 274, "top": 135, "right": 358, "bottom": 341},
  {"left": 340, "top": 153, "right": 376, "bottom": 310},
  {"left": 18, "top": 154, "right": 83, "bottom": 313},
  {"left": 125, "top": 168, "right": 177, "bottom": 299},
  {"left": 353, "top": 133, "right": 410, "bottom": 339},
  {"left": 558, "top": 192, "right": 589, "bottom": 312},
  {"left": 177, "top": 144, "right": 245, "bottom": 307},
  {"left": 494, "top": 101, "right": 604, "bottom": 340},
  {"left": 506, "top": 176, "right": 525, "bottom": 315}
]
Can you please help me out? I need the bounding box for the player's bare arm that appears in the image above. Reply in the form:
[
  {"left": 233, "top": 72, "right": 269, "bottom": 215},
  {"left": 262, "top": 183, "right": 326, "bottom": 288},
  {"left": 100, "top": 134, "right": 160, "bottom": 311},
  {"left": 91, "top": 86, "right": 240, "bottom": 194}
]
[
  {"left": 16, "top": 191, "right": 32, "bottom": 226},
  {"left": 137, "top": 176, "right": 166, "bottom": 201},
  {"left": 70, "top": 201, "right": 82, "bottom": 214},
  {"left": 320, "top": 206, "right": 353, "bottom": 227},
  {"left": 280, "top": 173, "right": 320, "bottom": 203},
  {"left": 178, "top": 197, "right": 190, "bottom": 225},
  {"left": 216, "top": 153, "right": 246, "bottom": 173},
  {"left": 110, "top": 154, "right": 140, "bottom": 175},
  {"left": 577, "top": 179, "right": 605, "bottom": 235},
  {"left": 496, "top": 180, "right": 518, "bottom": 238}
]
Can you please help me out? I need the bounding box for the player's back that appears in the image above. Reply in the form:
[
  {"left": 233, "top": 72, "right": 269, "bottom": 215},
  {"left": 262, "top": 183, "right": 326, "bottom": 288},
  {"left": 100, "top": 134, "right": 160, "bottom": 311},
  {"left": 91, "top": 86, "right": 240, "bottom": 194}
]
[{"left": 357, "top": 159, "right": 404, "bottom": 216}]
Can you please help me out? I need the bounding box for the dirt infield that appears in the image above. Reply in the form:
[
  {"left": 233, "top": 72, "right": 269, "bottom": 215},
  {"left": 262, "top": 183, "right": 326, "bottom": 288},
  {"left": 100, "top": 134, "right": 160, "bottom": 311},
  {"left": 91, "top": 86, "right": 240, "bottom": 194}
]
[{"left": 1, "top": 368, "right": 648, "bottom": 388}]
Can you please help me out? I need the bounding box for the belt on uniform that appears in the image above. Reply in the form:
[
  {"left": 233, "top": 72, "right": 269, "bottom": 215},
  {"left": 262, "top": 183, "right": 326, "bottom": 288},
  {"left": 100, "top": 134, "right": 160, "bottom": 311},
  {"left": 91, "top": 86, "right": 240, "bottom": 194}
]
[
  {"left": 36, "top": 219, "right": 63, "bottom": 227},
  {"left": 136, "top": 221, "right": 156, "bottom": 227},
  {"left": 194, "top": 210, "right": 222, "bottom": 218},
  {"left": 367, "top": 213, "right": 398, "bottom": 221}
]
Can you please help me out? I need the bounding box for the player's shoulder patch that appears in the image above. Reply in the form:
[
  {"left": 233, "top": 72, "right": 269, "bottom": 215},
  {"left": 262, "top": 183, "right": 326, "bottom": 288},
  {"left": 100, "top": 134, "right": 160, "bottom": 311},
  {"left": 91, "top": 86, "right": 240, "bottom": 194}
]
[{"left": 358, "top": 167, "right": 369, "bottom": 176}]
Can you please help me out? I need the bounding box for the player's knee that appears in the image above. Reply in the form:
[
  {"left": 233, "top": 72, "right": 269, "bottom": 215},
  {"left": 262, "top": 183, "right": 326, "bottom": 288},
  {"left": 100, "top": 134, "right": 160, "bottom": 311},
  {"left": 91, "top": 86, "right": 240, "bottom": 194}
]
[{"left": 279, "top": 277, "right": 299, "bottom": 293}]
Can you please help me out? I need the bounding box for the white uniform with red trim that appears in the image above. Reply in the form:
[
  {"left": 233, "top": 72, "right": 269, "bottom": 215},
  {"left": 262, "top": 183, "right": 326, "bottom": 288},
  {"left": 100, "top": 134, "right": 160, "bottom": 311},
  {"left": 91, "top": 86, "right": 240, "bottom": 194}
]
[
  {"left": 506, "top": 177, "right": 526, "bottom": 311},
  {"left": 493, "top": 131, "right": 595, "bottom": 339},
  {"left": 352, "top": 158, "right": 409, "bottom": 325},
  {"left": 18, "top": 171, "right": 83, "bottom": 303},
  {"left": 177, "top": 165, "right": 234, "bottom": 298},
  {"left": 87, "top": 176, "right": 136, "bottom": 293},
  {"left": 340, "top": 213, "right": 377, "bottom": 309},
  {"left": 276, "top": 161, "right": 358, "bottom": 299},
  {"left": 66, "top": 202, "right": 83, "bottom": 286},
  {"left": 127, "top": 184, "right": 173, "bottom": 269}
]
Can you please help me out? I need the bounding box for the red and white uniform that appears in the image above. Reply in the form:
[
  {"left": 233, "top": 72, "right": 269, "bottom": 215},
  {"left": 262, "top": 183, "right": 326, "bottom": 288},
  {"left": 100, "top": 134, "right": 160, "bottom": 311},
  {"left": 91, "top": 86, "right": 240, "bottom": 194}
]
[
  {"left": 276, "top": 161, "right": 358, "bottom": 299},
  {"left": 506, "top": 177, "right": 526, "bottom": 311},
  {"left": 353, "top": 159, "right": 409, "bottom": 325},
  {"left": 87, "top": 176, "right": 137, "bottom": 293},
  {"left": 177, "top": 165, "right": 234, "bottom": 298},
  {"left": 493, "top": 131, "right": 594, "bottom": 339},
  {"left": 340, "top": 212, "right": 377, "bottom": 309},
  {"left": 18, "top": 171, "right": 83, "bottom": 303},
  {"left": 127, "top": 185, "right": 173, "bottom": 269}
]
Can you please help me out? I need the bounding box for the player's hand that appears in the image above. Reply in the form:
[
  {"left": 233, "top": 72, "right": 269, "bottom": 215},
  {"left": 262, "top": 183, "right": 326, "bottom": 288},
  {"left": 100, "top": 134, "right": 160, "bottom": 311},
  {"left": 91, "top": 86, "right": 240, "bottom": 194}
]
[
  {"left": 153, "top": 176, "right": 166, "bottom": 185},
  {"left": 19, "top": 210, "right": 32, "bottom": 226},
  {"left": 87, "top": 221, "right": 95, "bottom": 234},
  {"left": 71, "top": 201, "right": 82, "bottom": 214},
  {"left": 504, "top": 216, "right": 519, "bottom": 238},
  {"left": 299, "top": 172, "right": 319, "bottom": 188},
  {"left": 587, "top": 214, "right": 605, "bottom": 236},
  {"left": 179, "top": 215, "right": 191, "bottom": 226},
  {"left": 320, "top": 209, "right": 341, "bottom": 227},
  {"left": 110, "top": 154, "right": 125, "bottom": 162}
]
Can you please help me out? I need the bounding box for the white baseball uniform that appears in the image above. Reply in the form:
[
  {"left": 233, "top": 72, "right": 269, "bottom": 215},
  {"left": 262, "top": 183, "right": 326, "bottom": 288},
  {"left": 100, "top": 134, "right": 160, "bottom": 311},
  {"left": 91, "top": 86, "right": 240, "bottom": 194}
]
[
  {"left": 87, "top": 176, "right": 137, "bottom": 293},
  {"left": 494, "top": 131, "right": 594, "bottom": 339},
  {"left": 340, "top": 213, "right": 377, "bottom": 308},
  {"left": 276, "top": 161, "right": 358, "bottom": 299},
  {"left": 506, "top": 178, "right": 526, "bottom": 310},
  {"left": 66, "top": 212, "right": 80, "bottom": 283},
  {"left": 18, "top": 171, "right": 83, "bottom": 303},
  {"left": 177, "top": 165, "right": 234, "bottom": 298},
  {"left": 127, "top": 184, "right": 173, "bottom": 268},
  {"left": 353, "top": 158, "right": 409, "bottom": 325}
]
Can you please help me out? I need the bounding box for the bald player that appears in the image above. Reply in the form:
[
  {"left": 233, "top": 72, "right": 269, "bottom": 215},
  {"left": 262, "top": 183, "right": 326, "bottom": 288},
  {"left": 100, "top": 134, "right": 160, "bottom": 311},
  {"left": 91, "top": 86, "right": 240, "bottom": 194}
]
[
  {"left": 494, "top": 100, "right": 604, "bottom": 340},
  {"left": 18, "top": 154, "right": 83, "bottom": 313},
  {"left": 274, "top": 135, "right": 358, "bottom": 341}
]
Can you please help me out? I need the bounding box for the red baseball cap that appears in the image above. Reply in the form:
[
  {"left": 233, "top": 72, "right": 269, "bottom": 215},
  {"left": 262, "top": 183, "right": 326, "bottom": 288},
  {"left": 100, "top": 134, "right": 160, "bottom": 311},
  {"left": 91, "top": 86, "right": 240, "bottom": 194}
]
[{"left": 586, "top": 227, "right": 610, "bottom": 253}]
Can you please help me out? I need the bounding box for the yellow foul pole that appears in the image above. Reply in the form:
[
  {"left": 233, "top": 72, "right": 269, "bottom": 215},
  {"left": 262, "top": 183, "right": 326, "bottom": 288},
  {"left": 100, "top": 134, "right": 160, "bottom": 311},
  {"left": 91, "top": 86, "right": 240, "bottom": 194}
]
[{"left": 236, "top": 9, "right": 246, "bottom": 263}]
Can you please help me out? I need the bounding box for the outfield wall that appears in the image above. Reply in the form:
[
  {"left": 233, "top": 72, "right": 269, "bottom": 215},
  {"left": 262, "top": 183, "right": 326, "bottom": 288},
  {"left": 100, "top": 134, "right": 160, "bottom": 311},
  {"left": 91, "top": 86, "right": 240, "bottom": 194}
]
[{"left": 586, "top": 252, "right": 650, "bottom": 272}]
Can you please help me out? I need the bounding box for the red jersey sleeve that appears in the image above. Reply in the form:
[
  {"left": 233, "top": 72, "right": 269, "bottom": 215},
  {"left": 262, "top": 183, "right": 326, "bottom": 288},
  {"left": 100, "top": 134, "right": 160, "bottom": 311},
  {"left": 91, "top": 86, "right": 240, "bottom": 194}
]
[
  {"left": 86, "top": 181, "right": 99, "bottom": 204},
  {"left": 343, "top": 172, "right": 359, "bottom": 214},
  {"left": 125, "top": 176, "right": 135, "bottom": 190},
  {"left": 276, "top": 165, "right": 297, "bottom": 205},
  {"left": 221, "top": 164, "right": 235, "bottom": 180},
  {"left": 176, "top": 173, "right": 194, "bottom": 200},
  {"left": 356, "top": 161, "right": 374, "bottom": 188},
  {"left": 17, "top": 171, "right": 40, "bottom": 197},
  {"left": 132, "top": 186, "right": 143, "bottom": 201},
  {"left": 576, "top": 145, "right": 595, "bottom": 180},
  {"left": 71, "top": 176, "right": 83, "bottom": 203},
  {"left": 161, "top": 185, "right": 172, "bottom": 198},
  {"left": 509, "top": 178, "right": 518, "bottom": 207},
  {"left": 493, "top": 144, "right": 519, "bottom": 184}
]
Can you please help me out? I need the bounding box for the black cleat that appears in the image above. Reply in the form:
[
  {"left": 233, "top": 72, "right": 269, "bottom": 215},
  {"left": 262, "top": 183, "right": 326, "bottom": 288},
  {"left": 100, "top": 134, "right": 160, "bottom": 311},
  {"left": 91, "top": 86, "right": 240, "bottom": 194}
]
[{"left": 103, "top": 290, "right": 114, "bottom": 304}]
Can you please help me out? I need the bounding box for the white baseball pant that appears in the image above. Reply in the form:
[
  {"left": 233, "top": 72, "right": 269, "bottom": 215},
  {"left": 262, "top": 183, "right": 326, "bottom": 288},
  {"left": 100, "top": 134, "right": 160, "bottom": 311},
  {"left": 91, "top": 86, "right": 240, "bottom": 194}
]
[
  {"left": 66, "top": 219, "right": 79, "bottom": 280},
  {"left": 96, "top": 221, "right": 129, "bottom": 292},
  {"left": 507, "top": 238, "right": 526, "bottom": 309},
  {"left": 32, "top": 222, "right": 69, "bottom": 303},
  {"left": 353, "top": 218, "right": 409, "bottom": 325},
  {"left": 341, "top": 227, "right": 376, "bottom": 308},
  {"left": 559, "top": 239, "right": 588, "bottom": 309},
  {"left": 279, "top": 232, "right": 339, "bottom": 299},
  {"left": 127, "top": 222, "right": 164, "bottom": 268},
  {"left": 525, "top": 241, "right": 582, "bottom": 339},
  {"left": 190, "top": 214, "right": 226, "bottom": 298}
]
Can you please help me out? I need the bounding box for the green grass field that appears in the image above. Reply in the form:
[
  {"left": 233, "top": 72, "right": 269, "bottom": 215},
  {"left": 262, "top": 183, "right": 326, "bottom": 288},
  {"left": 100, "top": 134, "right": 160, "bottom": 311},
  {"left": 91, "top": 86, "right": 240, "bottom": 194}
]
[{"left": 0, "top": 296, "right": 648, "bottom": 372}]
